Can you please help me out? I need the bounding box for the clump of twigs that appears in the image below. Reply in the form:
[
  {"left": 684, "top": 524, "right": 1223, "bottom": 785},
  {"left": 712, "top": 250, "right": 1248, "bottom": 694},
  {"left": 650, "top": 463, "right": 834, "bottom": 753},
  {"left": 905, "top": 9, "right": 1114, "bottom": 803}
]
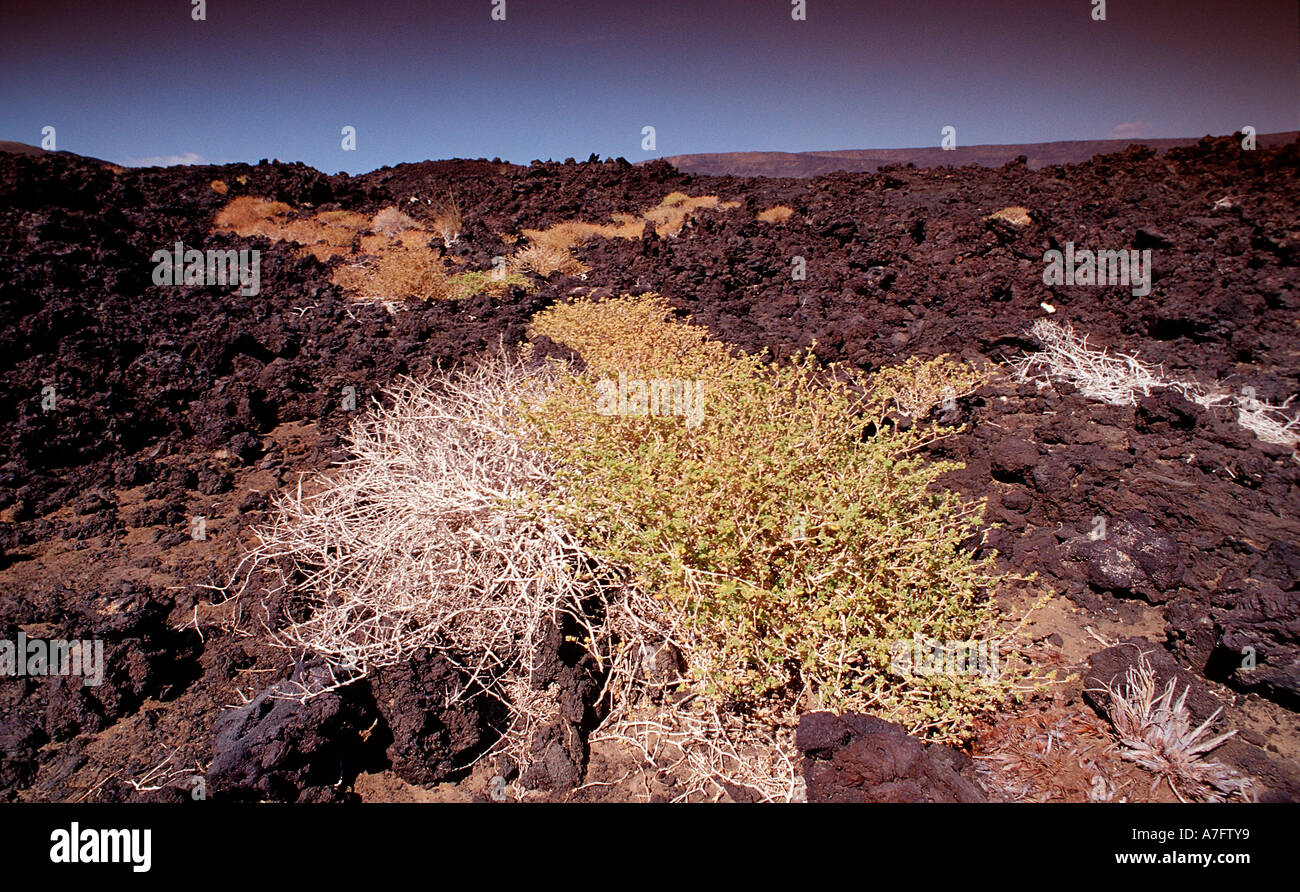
[
  {"left": 1090, "top": 653, "right": 1254, "bottom": 802},
  {"left": 370, "top": 206, "right": 418, "bottom": 237},
  {"left": 586, "top": 584, "right": 802, "bottom": 802},
  {"left": 1015, "top": 319, "right": 1170, "bottom": 406},
  {"left": 1016, "top": 318, "right": 1299, "bottom": 452},
  {"left": 226, "top": 351, "right": 618, "bottom": 768}
]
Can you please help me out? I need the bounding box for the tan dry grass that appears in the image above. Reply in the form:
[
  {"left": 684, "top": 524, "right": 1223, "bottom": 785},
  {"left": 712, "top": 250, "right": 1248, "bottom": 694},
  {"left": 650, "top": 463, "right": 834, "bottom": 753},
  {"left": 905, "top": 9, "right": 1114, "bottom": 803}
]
[
  {"left": 642, "top": 193, "right": 739, "bottom": 236},
  {"left": 430, "top": 192, "right": 463, "bottom": 243},
  {"left": 988, "top": 206, "right": 1033, "bottom": 226},
  {"left": 520, "top": 220, "right": 636, "bottom": 252},
  {"left": 214, "top": 197, "right": 369, "bottom": 262},
  {"left": 509, "top": 243, "right": 589, "bottom": 277},
  {"left": 331, "top": 246, "right": 449, "bottom": 303},
  {"left": 519, "top": 193, "right": 739, "bottom": 250},
  {"left": 757, "top": 205, "right": 794, "bottom": 223},
  {"left": 358, "top": 228, "right": 435, "bottom": 255},
  {"left": 213, "top": 196, "right": 294, "bottom": 236}
]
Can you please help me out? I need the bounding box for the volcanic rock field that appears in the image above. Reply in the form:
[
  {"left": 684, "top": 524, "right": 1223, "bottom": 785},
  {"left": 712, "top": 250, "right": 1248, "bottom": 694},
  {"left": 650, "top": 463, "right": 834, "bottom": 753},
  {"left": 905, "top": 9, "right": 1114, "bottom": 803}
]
[{"left": 1, "top": 135, "right": 1297, "bottom": 802}]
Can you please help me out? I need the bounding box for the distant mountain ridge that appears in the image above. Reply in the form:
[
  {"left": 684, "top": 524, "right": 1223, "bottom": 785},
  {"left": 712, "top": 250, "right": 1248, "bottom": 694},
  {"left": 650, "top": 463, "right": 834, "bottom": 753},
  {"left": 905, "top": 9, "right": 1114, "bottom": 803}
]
[
  {"left": 0, "top": 140, "right": 116, "bottom": 166},
  {"left": 657, "top": 132, "right": 1300, "bottom": 178},
  {"left": 6, "top": 133, "right": 1297, "bottom": 178}
]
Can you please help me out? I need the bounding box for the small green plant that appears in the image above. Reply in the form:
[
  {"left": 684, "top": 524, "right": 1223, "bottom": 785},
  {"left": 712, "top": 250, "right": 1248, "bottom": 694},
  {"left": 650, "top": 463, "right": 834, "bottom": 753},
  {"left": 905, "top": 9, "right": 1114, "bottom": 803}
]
[
  {"left": 445, "top": 269, "right": 534, "bottom": 300},
  {"left": 524, "top": 294, "right": 1021, "bottom": 743}
]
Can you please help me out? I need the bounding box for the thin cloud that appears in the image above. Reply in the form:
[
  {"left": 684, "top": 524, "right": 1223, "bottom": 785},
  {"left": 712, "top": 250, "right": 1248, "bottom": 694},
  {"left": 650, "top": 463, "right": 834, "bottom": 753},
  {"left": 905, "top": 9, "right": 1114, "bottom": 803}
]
[
  {"left": 126, "top": 151, "right": 209, "bottom": 167},
  {"left": 1108, "top": 121, "right": 1149, "bottom": 140}
]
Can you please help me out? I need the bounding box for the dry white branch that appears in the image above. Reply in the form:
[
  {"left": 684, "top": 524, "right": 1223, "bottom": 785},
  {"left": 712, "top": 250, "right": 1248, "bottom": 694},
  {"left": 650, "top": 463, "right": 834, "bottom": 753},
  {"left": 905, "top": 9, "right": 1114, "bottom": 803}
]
[
  {"left": 1016, "top": 319, "right": 1299, "bottom": 452},
  {"left": 231, "top": 351, "right": 620, "bottom": 765}
]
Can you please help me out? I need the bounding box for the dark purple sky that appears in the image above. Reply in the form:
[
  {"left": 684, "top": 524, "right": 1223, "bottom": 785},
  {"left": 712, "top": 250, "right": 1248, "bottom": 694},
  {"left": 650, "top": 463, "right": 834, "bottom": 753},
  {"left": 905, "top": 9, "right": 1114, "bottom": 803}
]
[{"left": 2, "top": 0, "right": 1296, "bottom": 172}]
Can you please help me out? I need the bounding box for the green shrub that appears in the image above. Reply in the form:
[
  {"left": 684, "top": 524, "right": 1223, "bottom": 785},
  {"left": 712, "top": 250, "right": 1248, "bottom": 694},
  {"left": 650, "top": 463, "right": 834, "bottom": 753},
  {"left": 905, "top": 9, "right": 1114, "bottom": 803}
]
[
  {"left": 524, "top": 294, "right": 1020, "bottom": 742},
  {"left": 446, "top": 269, "right": 533, "bottom": 300}
]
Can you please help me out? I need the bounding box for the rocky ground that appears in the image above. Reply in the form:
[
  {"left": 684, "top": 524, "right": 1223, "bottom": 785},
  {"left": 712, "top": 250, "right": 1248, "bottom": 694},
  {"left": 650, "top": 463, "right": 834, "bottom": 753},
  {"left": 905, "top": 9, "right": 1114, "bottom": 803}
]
[{"left": 1, "top": 135, "right": 1296, "bottom": 802}]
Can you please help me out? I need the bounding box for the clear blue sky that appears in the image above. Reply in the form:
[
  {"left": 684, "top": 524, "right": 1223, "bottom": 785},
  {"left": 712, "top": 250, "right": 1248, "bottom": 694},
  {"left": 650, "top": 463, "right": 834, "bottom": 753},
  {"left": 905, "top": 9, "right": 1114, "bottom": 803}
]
[{"left": 2, "top": 0, "right": 1297, "bottom": 173}]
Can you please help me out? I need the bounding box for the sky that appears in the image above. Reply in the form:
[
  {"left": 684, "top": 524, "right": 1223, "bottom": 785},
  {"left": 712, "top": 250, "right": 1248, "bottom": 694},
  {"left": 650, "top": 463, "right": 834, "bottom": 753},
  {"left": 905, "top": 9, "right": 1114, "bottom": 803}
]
[{"left": 1, "top": 0, "right": 1297, "bottom": 173}]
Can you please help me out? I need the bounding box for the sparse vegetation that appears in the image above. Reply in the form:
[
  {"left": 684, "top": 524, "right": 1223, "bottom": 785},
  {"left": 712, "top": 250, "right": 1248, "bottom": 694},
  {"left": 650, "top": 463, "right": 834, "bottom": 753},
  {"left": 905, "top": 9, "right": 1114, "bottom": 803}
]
[
  {"left": 238, "top": 293, "right": 1025, "bottom": 798},
  {"left": 642, "top": 192, "right": 739, "bottom": 236},
  {"left": 520, "top": 219, "right": 638, "bottom": 252},
  {"left": 214, "top": 196, "right": 368, "bottom": 261},
  {"left": 519, "top": 192, "right": 740, "bottom": 250},
  {"left": 331, "top": 246, "right": 446, "bottom": 302}
]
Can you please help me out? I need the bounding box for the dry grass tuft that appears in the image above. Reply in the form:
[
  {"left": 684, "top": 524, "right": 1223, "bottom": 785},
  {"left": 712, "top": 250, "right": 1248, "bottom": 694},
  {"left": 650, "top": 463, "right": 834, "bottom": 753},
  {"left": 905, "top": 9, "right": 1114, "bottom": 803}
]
[
  {"left": 757, "top": 205, "right": 795, "bottom": 223},
  {"left": 519, "top": 193, "right": 739, "bottom": 249},
  {"left": 431, "top": 192, "right": 463, "bottom": 244},
  {"left": 283, "top": 210, "right": 371, "bottom": 261},
  {"left": 510, "top": 243, "right": 590, "bottom": 277},
  {"left": 214, "top": 197, "right": 369, "bottom": 262},
  {"left": 213, "top": 196, "right": 293, "bottom": 235},
  {"left": 520, "top": 220, "right": 635, "bottom": 252},
  {"left": 331, "top": 246, "right": 448, "bottom": 303},
  {"left": 210, "top": 179, "right": 228, "bottom": 195},
  {"left": 988, "top": 206, "right": 1032, "bottom": 226},
  {"left": 1090, "top": 652, "right": 1254, "bottom": 802},
  {"left": 642, "top": 193, "right": 739, "bottom": 236},
  {"left": 371, "top": 207, "right": 418, "bottom": 237}
]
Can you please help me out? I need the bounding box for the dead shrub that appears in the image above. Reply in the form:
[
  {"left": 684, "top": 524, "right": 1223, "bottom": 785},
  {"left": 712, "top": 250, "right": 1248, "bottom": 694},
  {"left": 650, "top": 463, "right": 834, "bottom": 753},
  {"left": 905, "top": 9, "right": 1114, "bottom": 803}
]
[
  {"left": 371, "top": 207, "right": 418, "bottom": 237},
  {"left": 227, "top": 354, "right": 621, "bottom": 770},
  {"left": 331, "top": 246, "right": 449, "bottom": 302},
  {"left": 510, "top": 243, "right": 589, "bottom": 277},
  {"left": 757, "top": 205, "right": 794, "bottom": 223},
  {"left": 988, "top": 206, "right": 1032, "bottom": 226}
]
